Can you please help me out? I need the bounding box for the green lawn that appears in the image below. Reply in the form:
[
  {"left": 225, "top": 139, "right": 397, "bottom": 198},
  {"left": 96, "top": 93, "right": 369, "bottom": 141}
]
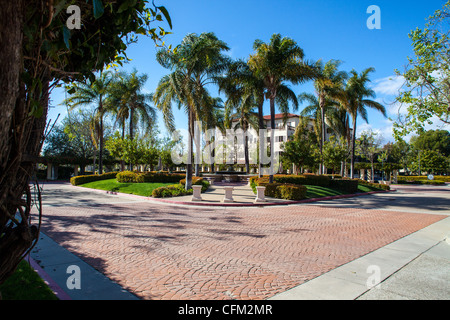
[
  {"left": 304, "top": 184, "right": 384, "bottom": 199},
  {"left": 79, "top": 178, "right": 173, "bottom": 197},
  {"left": 0, "top": 260, "right": 58, "bottom": 300}
]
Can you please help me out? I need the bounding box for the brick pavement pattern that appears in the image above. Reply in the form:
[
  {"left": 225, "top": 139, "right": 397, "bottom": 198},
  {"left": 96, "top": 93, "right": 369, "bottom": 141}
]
[{"left": 35, "top": 196, "right": 446, "bottom": 300}]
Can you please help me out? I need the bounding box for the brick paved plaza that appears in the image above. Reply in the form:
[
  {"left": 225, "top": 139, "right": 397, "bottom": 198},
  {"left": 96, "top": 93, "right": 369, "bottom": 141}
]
[{"left": 32, "top": 182, "right": 448, "bottom": 300}]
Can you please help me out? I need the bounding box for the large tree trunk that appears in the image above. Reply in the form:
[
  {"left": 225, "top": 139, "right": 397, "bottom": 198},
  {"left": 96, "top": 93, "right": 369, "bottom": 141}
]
[
  {"left": 257, "top": 99, "right": 265, "bottom": 178},
  {"left": 185, "top": 107, "right": 193, "bottom": 190},
  {"left": 98, "top": 98, "right": 104, "bottom": 174},
  {"left": 350, "top": 116, "right": 357, "bottom": 179},
  {"left": 0, "top": 0, "right": 50, "bottom": 285},
  {"left": 269, "top": 97, "right": 275, "bottom": 184},
  {"left": 319, "top": 93, "right": 325, "bottom": 175}
]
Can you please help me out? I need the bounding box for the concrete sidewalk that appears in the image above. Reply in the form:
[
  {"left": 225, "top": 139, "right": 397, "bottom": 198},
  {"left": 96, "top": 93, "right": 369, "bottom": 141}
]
[{"left": 29, "top": 233, "right": 139, "bottom": 300}]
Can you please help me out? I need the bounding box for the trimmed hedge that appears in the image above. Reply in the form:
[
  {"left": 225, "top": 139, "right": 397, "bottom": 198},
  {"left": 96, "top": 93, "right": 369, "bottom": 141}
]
[
  {"left": 329, "top": 179, "right": 359, "bottom": 193},
  {"left": 116, "top": 171, "right": 137, "bottom": 183},
  {"left": 152, "top": 179, "right": 210, "bottom": 198},
  {"left": 356, "top": 179, "right": 390, "bottom": 190},
  {"left": 70, "top": 172, "right": 119, "bottom": 186},
  {"left": 179, "top": 177, "right": 204, "bottom": 185},
  {"left": 278, "top": 184, "right": 307, "bottom": 200},
  {"left": 250, "top": 177, "right": 307, "bottom": 200},
  {"left": 274, "top": 174, "right": 331, "bottom": 187},
  {"left": 152, "top": 184, "right": 190, "bottom": 198},
  {"left": 397, "top": 175, "right": 449, "bottom": 184},
  {"left": 116, "top": 171, "right": 186, "bottom": 183}
]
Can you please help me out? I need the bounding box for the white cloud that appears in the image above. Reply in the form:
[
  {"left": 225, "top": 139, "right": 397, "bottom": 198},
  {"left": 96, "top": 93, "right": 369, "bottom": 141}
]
[{"left": 372, "top": 75, "right": 405, "bottom": 96}]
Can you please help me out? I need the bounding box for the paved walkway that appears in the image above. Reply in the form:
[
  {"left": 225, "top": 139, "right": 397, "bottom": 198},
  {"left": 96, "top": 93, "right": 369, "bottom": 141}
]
[{"left": 29, "top": 182, "right": 449, "bottom": 300}]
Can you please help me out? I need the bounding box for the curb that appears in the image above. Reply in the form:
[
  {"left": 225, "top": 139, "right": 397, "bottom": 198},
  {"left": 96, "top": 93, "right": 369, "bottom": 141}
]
[
  {"left": 72, "top": 183, "right": 396, "bottom": 207},
  {"left": 24, "top": 255, "right": 72, "bottom": 300}
]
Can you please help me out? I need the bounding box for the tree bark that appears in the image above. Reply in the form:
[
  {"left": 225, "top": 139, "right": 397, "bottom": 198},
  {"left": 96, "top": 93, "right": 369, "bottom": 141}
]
[
  {"left": 350, "top": 116, "right": 357, "bottom": 179},
  {"left": 257, "top": 99, "right": 265, "bottom": 178},
  {"left": 98, "top": 97, "right": 104, "bottom": 174},
  {"left": 0, "top": 0, "right": 50, "bottom": 285},
  {"left": 185, "top": 107, "right": 193, "bottom": 190},
  {"left": 269, "top": 97, "right": 275, "bottom": 184}
]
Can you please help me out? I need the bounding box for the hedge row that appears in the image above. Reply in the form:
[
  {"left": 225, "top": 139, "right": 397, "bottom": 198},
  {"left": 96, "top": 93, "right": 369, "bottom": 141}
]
[
  {"left": 273, "top": 174, "right": 331, "bottom": 187},
  {"left": 152, "top": 180, "right": 210, "bottom": 198},
  {"left": 70, "top": 172, "right": 119, "bottom": 186},
  {"left": 397, "top": 179, "right": 445, "bottom": 185},
  {"left": 329, "top": 179, "right": 359, "bottom": 193},
  {"left": 397, "top": 175, "right": 449, "bottom": 183},
  {"left": 116, "top": 171, "right": 186, "bottom": 183},
  {"left": 250, "top": 177, "right": 307, "bottom": 200},
  {"left": 355, "top": 179, "right": 390, "bottom": 191}
]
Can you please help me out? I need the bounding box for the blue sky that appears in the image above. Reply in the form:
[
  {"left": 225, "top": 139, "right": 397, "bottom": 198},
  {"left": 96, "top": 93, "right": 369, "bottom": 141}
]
[{"left": 48, "top": 0, "right": 446, "bottom": 143}]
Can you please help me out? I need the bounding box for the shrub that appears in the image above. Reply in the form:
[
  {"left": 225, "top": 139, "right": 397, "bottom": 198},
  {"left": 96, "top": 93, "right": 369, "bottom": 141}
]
[
  {"left": 152, "top": 184, "right": 190, "bottom": 198},
  {"left": 70, "top": 171, "right": 119, "bottom": 186},
  {"left": 151, "top": 179, "right": 210, "bottom": 198},
  {"left": 143, "top": 173, "right": 185, "bottom": 183},
  {"left": 250, "top": 177, "right": 307, "bottom": 200},
  {"left": 356, "top": 179, "right": 390, "bottom": 191},
  {"left": 116, "top": 171, "right": 137, "bottom": 183},
  {"left": 329, "top": 179, "right": 359, "bottom": 193},
  {"left": 274, "top": 174, "right": 331, "bottom": 187},
  {"left": 277, "top": 184, "right": 307, "bottom": 200},
  {"left": 397, "top": 176, "right": 449, "bottom": 184},
  {"left": 179, "top": 177, "right": 204, "bottom": 186}
]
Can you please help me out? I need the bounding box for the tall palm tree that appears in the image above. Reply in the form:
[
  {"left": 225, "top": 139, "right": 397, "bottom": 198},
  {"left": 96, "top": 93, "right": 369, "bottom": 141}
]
[
  {"left": 312, "top": 59, "right": 348, "bottom": 174},
  {"left": 107, "top": 70, "right": 156, "bottom": 141},
  {"left": 218, "top": 59, "right": 267, "bottom": 177},
  {"left": 344, "top": 67, "right": 387, "bottom": 178},
  {"left": 248, "top": 33, "right": 314, "bottom": 182},
  {"left": 154, "top": 32, "right": 231, "bottom": 189},
  {"left": 63, "top": 71, "right": 112, "bottom": 174}
]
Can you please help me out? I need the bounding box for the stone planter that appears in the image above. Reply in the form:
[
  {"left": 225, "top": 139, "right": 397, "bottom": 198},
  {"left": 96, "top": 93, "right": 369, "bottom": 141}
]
[
  {"left": 254, "top": 186, "right": 266, "bottom": 203},
  {"left": 222, "top": 186, "right": 234, "bottom": 203},
  {"left": 191, "top": 185, "right": 203, "bottom": 201}
]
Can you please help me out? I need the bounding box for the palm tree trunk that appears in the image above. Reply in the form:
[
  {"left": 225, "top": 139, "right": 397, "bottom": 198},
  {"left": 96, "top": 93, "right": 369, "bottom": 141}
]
[
  {"left": 350, "top": 116, "right": 357, "bottom": 179},
  {"left": 98, "top": 98, "right": 104, "bottom": 174},
  {"left": 319, "top": 93, "right": 325, "bottom": 175},
  {"left": 244, "top": 127, "right": 250, "bottom": 174},
  {"left": 257, "top": 100, "right": 265, "bottom": 178},
  {"left": 185, "top": 107, "right": 193, "bottom": 190},
  {"left": 269, "top": 97, "right": 275, "bottom": 184}
]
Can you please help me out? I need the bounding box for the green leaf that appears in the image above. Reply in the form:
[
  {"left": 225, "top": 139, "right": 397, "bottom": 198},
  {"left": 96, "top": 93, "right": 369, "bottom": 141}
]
[
  {"left": 157, "top": 5, "right": 172, "bottom": 29},
  {"left": 62, "top": 25, "right": 71, "bottom": 49},
  {"left": 117, "top": 2, "right": 129, "bottom": 13},
  {"left": 93, "top": 0, "right": 104, "bottom": 19}
]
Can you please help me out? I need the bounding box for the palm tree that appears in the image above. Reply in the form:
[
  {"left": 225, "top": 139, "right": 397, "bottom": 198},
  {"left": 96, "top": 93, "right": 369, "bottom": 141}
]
[
  {"left": 248, "top": 33, "right": 314, "bottom": 182},
  {"left": 344, "top": 67, "right": 387, "bottom": 178},
  {"left": 218, "top": 59, "right": 267, "bottom": 177},
  {"left": 107, "top": 70, "right": 156, "bottom": 141},
  {"left": 154, "top": 32, "right": 231, "bottom": 189},
  {"left": 311, "top": 59, "right": 348, "bottom": 174},
  {"left": 63, "top": 71, "right": 112, "bottom": 174}
]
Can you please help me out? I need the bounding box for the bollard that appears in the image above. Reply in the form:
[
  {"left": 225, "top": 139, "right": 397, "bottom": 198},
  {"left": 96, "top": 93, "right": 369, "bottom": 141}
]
[
  {"left": 222, "top": 186, "right": 234, "bottom": 203},
  {"left": 191, "top": 185, "right": 203, "bottom": 201},
  {"left": 254, "top": 186, "right": 266, "bottom": 203}
]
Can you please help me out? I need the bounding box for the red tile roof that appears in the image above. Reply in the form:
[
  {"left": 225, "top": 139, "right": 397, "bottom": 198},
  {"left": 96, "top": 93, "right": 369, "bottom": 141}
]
[{"left": 263, "top": 113, "right": 299, "bottom": 120}]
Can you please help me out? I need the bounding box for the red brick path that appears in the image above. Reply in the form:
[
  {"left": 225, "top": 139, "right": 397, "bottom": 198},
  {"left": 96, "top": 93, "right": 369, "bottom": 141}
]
[{"left": 36, "top": 197, "right": 446, "bottom": 300}]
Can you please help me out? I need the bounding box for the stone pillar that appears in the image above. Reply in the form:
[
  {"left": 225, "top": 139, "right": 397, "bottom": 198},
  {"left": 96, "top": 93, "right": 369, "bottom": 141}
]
[
  {"left": 360, "top": 169, "right": 365, "bottom": 180},
  {"left": 222, "top": 187, "right": 234, "bottom": 203},
  {"left": 46, "top": 163, "right": 53, "bottom": 180},
  {"left": 254, "top": 186, "right": 266, "bottom": 203},
  {"left": 191, "top": 185, "right": 202, "bottom": 201}
]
